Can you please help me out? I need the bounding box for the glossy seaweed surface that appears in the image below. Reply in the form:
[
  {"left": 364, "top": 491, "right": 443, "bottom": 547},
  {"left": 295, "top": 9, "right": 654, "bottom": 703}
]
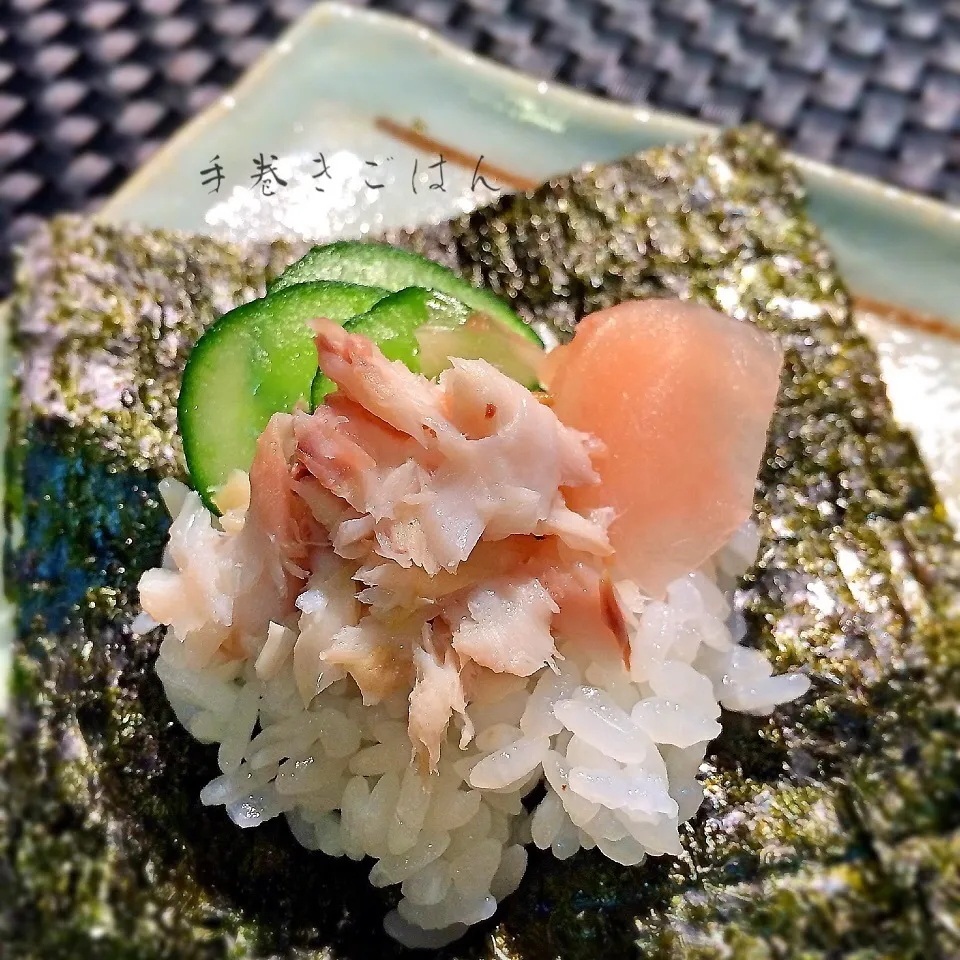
[{"left": 3, "top": 128, "right": 959, "bottom": 960}]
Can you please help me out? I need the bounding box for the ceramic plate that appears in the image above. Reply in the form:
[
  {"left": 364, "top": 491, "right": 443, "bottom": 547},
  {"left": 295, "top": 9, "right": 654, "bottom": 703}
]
[
  {"left": 3, "top": 2, "right": 960, "bottom": 706},
  {"left": 100, "top": 3, "right": 960, "bottom": 522}
]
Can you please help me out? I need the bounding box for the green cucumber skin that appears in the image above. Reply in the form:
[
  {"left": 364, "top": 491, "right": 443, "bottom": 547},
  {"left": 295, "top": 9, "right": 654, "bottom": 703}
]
[
  {"left": 260, "top": 280, "right": 389, "bottom": 320},
  {"left": 269, "top": 240, "right": 542, "bottom": 346},
  {"left": 179, "top": 281, "right": 387, "bottom": 512},
  {"left": 310, "top": 286, "right": 472, "bottom": 406}
]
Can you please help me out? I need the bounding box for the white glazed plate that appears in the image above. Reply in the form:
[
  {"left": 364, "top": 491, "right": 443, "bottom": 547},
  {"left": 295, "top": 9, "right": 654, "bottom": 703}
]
[{"left": 99, "top": 3, "right": 960, "bottom": 526}]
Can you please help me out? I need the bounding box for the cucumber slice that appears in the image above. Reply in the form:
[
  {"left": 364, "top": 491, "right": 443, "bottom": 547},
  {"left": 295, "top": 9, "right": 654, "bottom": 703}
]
[
  {"left": 269, "top": 241, "right": 541, "bottom": 346},
  {"left": 310, "top": 286, "right": 542, "bottom": 407},
  {"left": 270, "top": 280, "right": 388, "bottom": 319},
  {"left": 310, "top": 287, "right": 472, "bottom": 406},
  {"left": 179, "top": 281, "right": 388, "bottom": 511}
]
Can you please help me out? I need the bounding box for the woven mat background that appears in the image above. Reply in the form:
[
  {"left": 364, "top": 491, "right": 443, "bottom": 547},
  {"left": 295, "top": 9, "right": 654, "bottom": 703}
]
[{"left": 2, "top": 0, "right": 960, "bottom": 296}]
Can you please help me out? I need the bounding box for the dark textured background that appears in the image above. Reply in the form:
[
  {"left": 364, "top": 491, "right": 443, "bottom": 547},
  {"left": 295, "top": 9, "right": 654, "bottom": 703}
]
[{"left": 2, "top": 0, "right": 960, "bottom": 296}]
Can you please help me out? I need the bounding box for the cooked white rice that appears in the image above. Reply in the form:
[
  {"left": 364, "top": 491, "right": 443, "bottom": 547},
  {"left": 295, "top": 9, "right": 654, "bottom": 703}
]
[{"left": 143, "top": 480, "right": 808, "bottom": 949}]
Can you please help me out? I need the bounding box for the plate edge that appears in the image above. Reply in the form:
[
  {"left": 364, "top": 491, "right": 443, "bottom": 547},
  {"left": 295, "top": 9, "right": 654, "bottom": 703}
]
[{"left": 99, "top": 2, "right": 960, "bottom": 236}]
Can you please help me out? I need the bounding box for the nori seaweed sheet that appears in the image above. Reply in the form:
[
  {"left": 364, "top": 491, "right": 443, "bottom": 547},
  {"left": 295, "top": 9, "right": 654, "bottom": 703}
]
[{"left": 2, "top": 127, "right": 959, "bottom": 960}]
